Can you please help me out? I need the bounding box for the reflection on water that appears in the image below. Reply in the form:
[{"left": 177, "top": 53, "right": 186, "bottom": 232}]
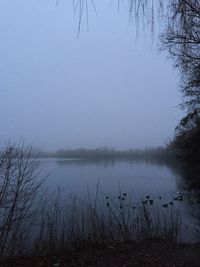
[
  {"left": 55, "top": 157, "right": 175, "bottom": 168},
  {"left": 39, "top": 158, "right": 200, "bottom": 242}
]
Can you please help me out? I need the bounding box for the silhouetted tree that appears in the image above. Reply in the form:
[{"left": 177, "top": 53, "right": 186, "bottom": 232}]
[
  {"left": 0, "top": 142, "right": 42, "bottom": 256},
  {"left": 163, "top": 1, "right": 200, "bottom": 112},
  {"left": 162, "top": 1, "right": 200, "bottom": 161}
]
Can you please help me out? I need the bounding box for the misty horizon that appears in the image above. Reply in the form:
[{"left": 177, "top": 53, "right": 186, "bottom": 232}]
[{"left": 0, "top": 1, "right": 183, "bottom": 150}]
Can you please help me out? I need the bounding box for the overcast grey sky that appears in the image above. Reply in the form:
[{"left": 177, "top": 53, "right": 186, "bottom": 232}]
[{"left": 0, "top": 0, "right": 183, "bottom": 151}]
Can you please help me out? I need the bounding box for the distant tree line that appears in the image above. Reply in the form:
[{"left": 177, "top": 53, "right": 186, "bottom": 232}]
[{"left": 0, "top": 146, "right": 172, "bottom": 161}]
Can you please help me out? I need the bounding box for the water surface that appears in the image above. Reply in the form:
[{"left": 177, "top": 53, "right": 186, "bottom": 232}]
[{"left": 38, "top": 158, "right": 200, "bottom": 242}]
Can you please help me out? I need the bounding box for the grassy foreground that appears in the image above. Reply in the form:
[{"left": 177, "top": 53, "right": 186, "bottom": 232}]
[{"left": 2, "top": 240, "right": 200, "bottom": 267}]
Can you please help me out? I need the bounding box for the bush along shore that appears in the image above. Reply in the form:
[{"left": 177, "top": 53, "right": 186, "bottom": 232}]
[{"left": 0, "top": 144, "right": 200, "bottom": 266}]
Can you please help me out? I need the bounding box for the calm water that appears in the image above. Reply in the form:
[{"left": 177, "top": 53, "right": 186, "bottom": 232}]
[
  {"left": 39, "top": 158, "right": 194, "bottom": 197},
  {"left": 40, "top": 158, "right": 179, "bottom": 198},
  {"left": 39, "top": 158, "right": 200, "bottom": 241}
]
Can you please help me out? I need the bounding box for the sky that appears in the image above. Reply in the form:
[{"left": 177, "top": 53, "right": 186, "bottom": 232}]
[{"left": 0, "top": 0, "right": 183, "bottom": 151}]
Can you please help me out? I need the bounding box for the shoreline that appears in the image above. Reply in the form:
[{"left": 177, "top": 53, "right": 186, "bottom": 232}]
[{"left": 2, "top": 240, "right": 200, "bottom": 267}]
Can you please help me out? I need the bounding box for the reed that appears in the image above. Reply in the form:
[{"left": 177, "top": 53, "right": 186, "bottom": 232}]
[{"left": 33, "top": 189, "right": 181, "bottom": 255}]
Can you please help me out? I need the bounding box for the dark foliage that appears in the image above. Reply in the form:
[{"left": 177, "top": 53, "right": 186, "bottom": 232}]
[
  {"left": 162, "top": 0, "right": 200, "bottom": 162},
  {"left": 170, "top": 110, "right": 200, "bottom": 162}
]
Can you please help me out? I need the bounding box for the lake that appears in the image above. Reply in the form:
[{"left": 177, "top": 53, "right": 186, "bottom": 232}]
[
  {"left": 39, "top": 158, "right": 200, "bottom": 242},
  {"left": 39, "top": 158, "right": 195, "bottom": 197}
]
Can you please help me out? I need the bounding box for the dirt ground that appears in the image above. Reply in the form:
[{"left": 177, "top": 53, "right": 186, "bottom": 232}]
[{"left": 2, "top": 240, "right": 200, "bottom": 267}]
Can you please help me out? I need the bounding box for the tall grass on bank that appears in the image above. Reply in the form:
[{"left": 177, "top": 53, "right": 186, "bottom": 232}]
[
  {"left": 0, "top": 143, "right": 181, "bottom": 260},
  {"left": 33, "top": 189, "right": 181, "bottom": 255}
]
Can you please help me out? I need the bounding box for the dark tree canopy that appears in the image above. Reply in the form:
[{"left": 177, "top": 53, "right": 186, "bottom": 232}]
[
  {"left": 163, "top": 0, "right": 200, "bottom": 112},
  {"left": 162, "top": 1, "right": 200, "bottom": 161}
]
